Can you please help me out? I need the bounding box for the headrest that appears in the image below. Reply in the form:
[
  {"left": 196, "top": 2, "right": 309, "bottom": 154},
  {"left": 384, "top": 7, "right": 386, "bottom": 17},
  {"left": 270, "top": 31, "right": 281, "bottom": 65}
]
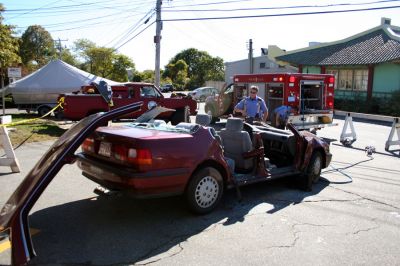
[
  {"left": 195, "top": 114, "right": 211, "bottom": 126},
  {"left": 175, "top": 122, "right": 200, "bottom": 133},
  {"left": 225, "top": 117, "right": 243, "bottom": 131}
]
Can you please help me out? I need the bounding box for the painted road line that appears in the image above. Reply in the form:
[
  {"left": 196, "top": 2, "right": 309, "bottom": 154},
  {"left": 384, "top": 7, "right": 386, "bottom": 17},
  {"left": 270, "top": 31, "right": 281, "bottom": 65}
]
[{"left": 0, "top": 228, "right": 40, "bottom": 253}]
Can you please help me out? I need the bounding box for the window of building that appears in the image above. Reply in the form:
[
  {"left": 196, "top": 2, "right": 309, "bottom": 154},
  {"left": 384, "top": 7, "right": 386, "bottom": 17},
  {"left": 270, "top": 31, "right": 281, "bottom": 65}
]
[
  {"left": 338, "top": 69, "right": 353, "bottom": 90},
  {"left": 260, "top": 62, "right": 266, "bottom": 69},
  {"left": 354, "top": 69, "right": 368, "bottom": 90}
]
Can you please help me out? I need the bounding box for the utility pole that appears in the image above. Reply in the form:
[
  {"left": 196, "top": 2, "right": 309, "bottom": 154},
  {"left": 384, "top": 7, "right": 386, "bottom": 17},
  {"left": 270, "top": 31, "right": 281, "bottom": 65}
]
[
  {"left": 154, "top": 0, "right": 162, "bottom": 87},
  {"left": 54, "top": 38, "right": 68, "bottom": 59},
  {"left": 247, "top": 39, "right": 254, "bottom": 74}
]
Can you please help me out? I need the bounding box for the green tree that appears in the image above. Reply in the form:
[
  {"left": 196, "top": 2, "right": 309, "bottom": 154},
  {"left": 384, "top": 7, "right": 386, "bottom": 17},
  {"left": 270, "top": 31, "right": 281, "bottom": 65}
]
[
  {"left": 60, "top": 48, "right": 78, "bottom": 67},
  {"left": 20, "top": 25, "right": 56, "bottom": 67},
  {"left": 0, "top": 4, "right": 21, "bottom": 88},
  {"left": 73, "top": 39, "right": 135, "bottom": 82},
  {"left": 109, "top": 54, "right": 135, "bottom": 81},
  {"left": 163, "top": 59, "right": 188, "bottom": 90},
  {"left": 165, "top": 48, "right": 224, "bottom": 89}
]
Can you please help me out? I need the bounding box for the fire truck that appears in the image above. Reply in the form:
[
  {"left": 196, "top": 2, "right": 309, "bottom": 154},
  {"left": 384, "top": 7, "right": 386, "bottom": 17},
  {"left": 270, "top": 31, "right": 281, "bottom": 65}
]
[{"left": 204, "top": 73, "right": 336, "bottom": 130}]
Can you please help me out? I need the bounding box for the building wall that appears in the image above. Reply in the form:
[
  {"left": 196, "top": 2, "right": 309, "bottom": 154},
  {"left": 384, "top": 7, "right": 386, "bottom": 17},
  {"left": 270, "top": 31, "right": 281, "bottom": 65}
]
[{"left": 373, "top": 63, "right": 400, "bottom": 93}]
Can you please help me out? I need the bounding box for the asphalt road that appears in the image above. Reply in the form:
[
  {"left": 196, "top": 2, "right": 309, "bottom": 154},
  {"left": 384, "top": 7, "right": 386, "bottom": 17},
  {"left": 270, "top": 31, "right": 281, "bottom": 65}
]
[{"left": 0, "top": 114, "right": 399, "bottom": 265}]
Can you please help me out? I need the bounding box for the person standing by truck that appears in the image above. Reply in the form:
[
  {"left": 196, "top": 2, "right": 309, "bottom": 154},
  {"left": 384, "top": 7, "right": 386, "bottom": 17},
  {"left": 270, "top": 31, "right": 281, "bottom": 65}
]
[
  {"left": 272, "top": 105, "right": 292, "bottom": 129},
  {"left": 233, "top": 85, "right": 268, "bottom": 122}
]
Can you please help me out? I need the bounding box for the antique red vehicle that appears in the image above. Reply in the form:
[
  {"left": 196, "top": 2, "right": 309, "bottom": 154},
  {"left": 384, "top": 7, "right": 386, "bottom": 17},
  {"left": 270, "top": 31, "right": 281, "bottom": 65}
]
[{"left": 76, "top": 111, "right": 332, "bottom": 214}]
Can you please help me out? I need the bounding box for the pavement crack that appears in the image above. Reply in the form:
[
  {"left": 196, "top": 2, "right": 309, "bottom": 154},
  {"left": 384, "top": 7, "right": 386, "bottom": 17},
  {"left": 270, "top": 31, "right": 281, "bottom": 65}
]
[
  {"left": 328, "top": 185, "right": 400, "bottom": 210},
  {"left": 349, "top": 225, "right": 380, "bottom": 235},
  {"left": 347, "top": 218, "right": 380, "bottom": 236},
  {"left": 265, "top": 222, "right": 332, "bottom": 249},
  {"left": 134, "top": 237, "right": 186, "bottom": 265}
]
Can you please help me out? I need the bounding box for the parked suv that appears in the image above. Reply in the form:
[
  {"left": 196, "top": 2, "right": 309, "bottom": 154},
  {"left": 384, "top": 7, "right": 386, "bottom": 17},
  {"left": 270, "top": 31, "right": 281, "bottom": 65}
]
[{"left": 188, "top": 86, "right": 219, "bottom": 102}]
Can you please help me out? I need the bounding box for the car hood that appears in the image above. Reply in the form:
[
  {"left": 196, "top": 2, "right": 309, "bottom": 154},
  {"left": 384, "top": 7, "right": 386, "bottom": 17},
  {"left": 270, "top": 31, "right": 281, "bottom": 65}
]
[{"left": 0, "top": 102, "right": 143, "bottom": 266}]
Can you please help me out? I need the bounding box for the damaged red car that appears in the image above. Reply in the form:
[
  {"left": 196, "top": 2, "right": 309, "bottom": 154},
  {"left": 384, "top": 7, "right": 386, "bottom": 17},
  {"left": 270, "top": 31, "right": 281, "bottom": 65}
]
[{"left": 77, "top": 112, "right": 331, "bottom": 214}]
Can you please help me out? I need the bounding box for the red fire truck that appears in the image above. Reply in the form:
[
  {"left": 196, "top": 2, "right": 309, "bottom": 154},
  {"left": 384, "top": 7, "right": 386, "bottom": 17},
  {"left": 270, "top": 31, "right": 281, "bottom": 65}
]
[{"left": 204, "top": 73, "right": 336, "bottom": 130}]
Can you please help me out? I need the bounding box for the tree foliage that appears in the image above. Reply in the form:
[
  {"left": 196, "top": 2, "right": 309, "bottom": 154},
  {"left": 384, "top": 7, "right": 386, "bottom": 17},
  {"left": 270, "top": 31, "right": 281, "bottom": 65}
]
[
  {"left": 73, "top": 39, "right": 135, "bottom": 82},
  {"left": 163, "top": 59, "right": 188, "bottom": 90},
  {"left": 20, "top": 25, "right": 56, "bottom": 67},
  {"left": 0, "top": 4, "right": 21, "bottom": 82},
  {"left": 164, "top": 48, "right": 224, "bottom": 89}
]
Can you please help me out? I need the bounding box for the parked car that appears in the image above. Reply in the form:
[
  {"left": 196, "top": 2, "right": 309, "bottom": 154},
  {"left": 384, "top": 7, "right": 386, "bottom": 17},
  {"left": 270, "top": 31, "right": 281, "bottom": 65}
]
[
  {"left": 76, "top": 112, "right": 332, "bottom": 214},
  {"left": 160, "top": 84, "right": 174, "bottom": 92},
  {"left": 188, "top": 87, "right": 219, "bottom": 102}
]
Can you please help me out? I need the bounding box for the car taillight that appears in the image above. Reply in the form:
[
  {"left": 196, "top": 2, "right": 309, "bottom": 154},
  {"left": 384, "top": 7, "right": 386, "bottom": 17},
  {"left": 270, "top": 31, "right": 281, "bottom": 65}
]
[
  {"left": 328, "top": 101, "right": 333, "bottom": 108},
  {"left": 82, "top": 138, "right": 95, "bottom": 153},
  {"left": 289, "top": 76, "right": 296, "bottom": 83},
  {"left": 128, "top": 149, "right": 152, "bottom": 165},
  {"left": 112, "top": 145, "right": 152, "bottom": 165}
]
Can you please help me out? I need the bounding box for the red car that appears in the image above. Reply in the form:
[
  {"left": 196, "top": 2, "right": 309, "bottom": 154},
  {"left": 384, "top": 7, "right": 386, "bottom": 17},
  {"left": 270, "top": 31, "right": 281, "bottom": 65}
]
[{"left": 76, "top": 111, "right": 332, "bottom": 214}]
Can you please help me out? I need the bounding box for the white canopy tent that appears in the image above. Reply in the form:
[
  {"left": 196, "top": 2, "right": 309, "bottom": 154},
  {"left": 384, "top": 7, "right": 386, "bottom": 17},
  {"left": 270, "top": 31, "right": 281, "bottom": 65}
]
[{"left": 2, "top": 59, "right": 122, "bottom": 105}]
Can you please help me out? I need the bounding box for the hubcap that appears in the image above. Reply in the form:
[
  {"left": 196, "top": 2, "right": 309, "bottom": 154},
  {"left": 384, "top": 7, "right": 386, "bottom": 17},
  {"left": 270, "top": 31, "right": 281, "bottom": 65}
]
[{"left": 195, "top": 176, "right": 219, "bottom": 208}]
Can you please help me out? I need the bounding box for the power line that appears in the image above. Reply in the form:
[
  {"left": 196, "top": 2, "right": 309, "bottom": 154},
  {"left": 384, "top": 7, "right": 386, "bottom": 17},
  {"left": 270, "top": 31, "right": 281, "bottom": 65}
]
[
  {"left": 107, "top": 8, "right": 156, "bottom": 48},
  {"left": 114, "top": 20, "right": 156, "bottom": 50},
  {"left": 162, "top": 0, "right": 400, "bottom": 12},
  {"left": 162, "top": 5, "right": 400, "bottom": 22}
]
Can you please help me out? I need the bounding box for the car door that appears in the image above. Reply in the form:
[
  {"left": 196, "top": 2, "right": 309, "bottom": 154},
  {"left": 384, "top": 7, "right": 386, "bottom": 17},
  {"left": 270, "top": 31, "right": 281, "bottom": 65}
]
[{"left": 0, "top": 102, "right": 143, "bottom": 266}]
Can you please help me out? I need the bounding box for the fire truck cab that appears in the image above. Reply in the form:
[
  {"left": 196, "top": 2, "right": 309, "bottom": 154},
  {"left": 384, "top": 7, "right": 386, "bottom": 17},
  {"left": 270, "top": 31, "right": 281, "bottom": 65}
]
[{"left": 204, "top": 73, "right": 336, "bottom": 130}]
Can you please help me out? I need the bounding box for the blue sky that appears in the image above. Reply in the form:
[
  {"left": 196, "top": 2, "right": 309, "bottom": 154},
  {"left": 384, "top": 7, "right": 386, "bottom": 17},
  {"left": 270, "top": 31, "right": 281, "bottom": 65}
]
[{"left": 1, "top": 0, "right": 399, "bottom": 71}]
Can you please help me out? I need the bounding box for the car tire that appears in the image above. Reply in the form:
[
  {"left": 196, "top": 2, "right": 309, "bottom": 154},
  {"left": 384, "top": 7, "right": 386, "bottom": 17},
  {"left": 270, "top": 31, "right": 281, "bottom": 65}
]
[
  {"left": 199, "top": 95, "right": 206, "bottom": 102},
  {"left": 38, "top": 106, "right": 51, "bottom": 117},
  {"left": 303, "top": 151, "right": 323, "bottom": 191},
  {"left": 170, "top": 106, "right": 189, "bottom": 125},
  {"left": 186, "top": 167, "right": 223, "bottom": 214}
]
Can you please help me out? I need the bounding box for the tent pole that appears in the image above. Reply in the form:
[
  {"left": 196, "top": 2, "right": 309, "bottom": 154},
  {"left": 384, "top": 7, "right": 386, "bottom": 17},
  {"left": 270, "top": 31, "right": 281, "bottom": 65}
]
[{"left": 1, "top": 77, "right": 5, "bottom": 115}]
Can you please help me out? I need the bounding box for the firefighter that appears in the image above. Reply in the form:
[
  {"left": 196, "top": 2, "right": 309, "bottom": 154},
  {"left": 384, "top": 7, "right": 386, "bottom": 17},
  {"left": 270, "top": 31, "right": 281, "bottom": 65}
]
[
  {"left": 233, "top": 85, "right": 268, "bottom": 123},
  {"left": 272, "top": 105, "right": 292, "bottom": 129}
]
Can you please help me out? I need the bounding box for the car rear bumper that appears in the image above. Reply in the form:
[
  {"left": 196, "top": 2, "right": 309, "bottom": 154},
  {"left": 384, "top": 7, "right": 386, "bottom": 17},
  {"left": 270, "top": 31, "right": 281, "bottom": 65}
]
[{"left": 76, "top": 153, "right": 191, "bottom": 198}]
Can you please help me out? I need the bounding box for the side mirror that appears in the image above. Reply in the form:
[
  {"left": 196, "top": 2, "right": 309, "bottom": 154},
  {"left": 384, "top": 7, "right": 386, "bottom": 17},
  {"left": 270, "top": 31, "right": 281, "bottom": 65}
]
[{"left": 148, "top": 101, "right": 157, "bottom": 110}]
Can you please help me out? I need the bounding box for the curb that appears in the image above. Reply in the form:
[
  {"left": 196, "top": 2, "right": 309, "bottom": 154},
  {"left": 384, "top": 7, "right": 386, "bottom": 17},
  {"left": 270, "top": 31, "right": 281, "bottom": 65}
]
[{"left": 334, "top": 110, "right": 398, "bottom": 124}]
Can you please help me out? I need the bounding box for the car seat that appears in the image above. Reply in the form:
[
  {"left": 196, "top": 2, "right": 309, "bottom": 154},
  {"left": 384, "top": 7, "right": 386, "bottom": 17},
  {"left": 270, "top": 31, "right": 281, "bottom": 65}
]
[
  {"left": 195, "top": 113, "right": 211, "bottom": 126},
  {"left": 219, "top": 118, "right": 253, "bottom": 172}
]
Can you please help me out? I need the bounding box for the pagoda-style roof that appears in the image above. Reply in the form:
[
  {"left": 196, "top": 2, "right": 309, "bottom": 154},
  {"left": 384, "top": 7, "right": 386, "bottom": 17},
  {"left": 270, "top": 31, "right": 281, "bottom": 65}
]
[{"left": 276, "top": 21, "right": 400, "bottom": 66}]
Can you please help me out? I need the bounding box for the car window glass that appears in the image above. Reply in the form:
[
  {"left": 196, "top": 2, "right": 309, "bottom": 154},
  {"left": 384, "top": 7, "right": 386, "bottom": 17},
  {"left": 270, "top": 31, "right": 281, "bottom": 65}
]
[{"left": 140, "top": 86, "right": 161, "bottom": 98}]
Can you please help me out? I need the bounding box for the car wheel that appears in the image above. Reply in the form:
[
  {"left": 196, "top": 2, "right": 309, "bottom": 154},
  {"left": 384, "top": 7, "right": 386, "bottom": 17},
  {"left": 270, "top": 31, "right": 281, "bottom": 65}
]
[
  {"left": 199, "top": 95, "right": 206, "bottom": 102},
  {"left": 186, "top": 167, "right": 223, "bottom": 214},
  {"left": 38, "top": 106, "right": 51, "bottom": 117},
  {"left": 303, "top": 151, "right": 323, "bottom": 191}
]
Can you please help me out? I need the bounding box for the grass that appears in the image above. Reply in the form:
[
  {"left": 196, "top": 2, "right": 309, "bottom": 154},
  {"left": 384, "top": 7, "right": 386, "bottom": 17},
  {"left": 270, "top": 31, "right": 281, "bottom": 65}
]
[{"left": 4, "top": 114, "right": 66, "bottom": 146}]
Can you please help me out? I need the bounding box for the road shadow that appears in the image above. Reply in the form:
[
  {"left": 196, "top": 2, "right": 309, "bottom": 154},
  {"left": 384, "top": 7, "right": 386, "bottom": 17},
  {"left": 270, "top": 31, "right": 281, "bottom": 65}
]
[{"left": 28, "top": 178, "right": 328, "bottom": 265}]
